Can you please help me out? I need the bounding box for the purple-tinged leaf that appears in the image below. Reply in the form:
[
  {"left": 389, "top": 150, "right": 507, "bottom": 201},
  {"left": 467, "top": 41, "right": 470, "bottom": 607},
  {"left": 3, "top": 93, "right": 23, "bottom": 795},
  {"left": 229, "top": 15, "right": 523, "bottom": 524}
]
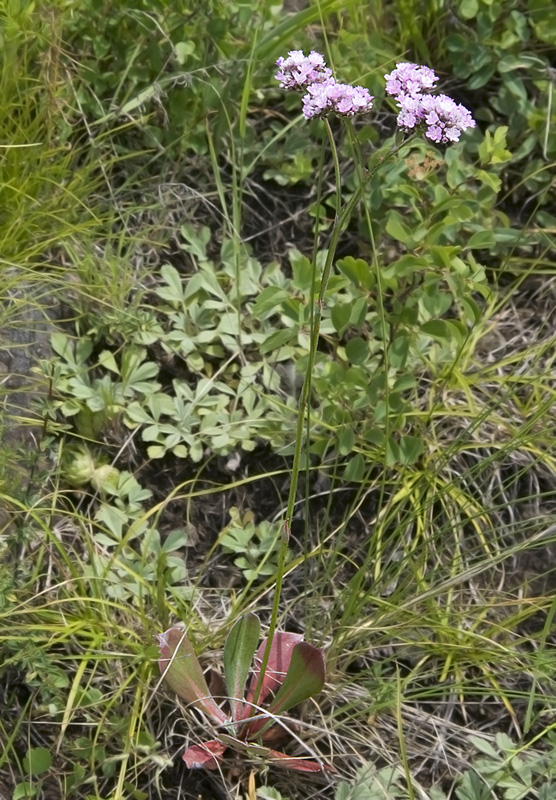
[
  {"left": 245, "top": 632, "right": 304, "bottom": 708},
  {"left": 218, "top": 736, "right": 333, "bottom": 774},
  {"left": 267, "top": 641, "right": 325, "bottom": 716},
  {"left": 266, "top": 749, "right": 335, "bottom": 773},
  {"left": 223, "top": 613, "right": 260, "bottom": 724},
  {"left": 157, "top": 628, "right": 228, "bottom": 726},
  {"left": 182, "top": 739, "right": 227, "bottom": 770}
]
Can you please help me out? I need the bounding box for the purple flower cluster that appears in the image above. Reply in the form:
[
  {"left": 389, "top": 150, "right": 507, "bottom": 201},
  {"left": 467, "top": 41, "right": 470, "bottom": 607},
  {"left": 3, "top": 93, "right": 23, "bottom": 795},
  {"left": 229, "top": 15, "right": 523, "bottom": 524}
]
[
  {"left": 274, "top": 52, "right": 475, "bottom": 141},
  {"left": 386, "top": 62, "right": 475, "bottom": 143},
  {"left": 275, "top": 50, "right": 374, "bottom": 119},
  {"left": 302, "top": 78, "right": 374, "bottom": 119},
  {"left": 385, "top": 62, "right": 439, "bottom": 98},
  {"left": 397, "top": 93, "right": 476, "bottom": 143},
  {"left": 275, "top": 50, "right": 332, "bottom": 92}
]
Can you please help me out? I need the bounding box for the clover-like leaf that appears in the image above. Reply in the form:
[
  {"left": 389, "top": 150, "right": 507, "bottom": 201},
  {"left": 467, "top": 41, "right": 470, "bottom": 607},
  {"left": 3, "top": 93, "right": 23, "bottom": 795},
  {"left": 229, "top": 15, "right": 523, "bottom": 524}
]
[
  {"left": 223, "top": 612, "right": 260, "bottom": 724},
  {"left": 158, "top": 628, "right": 228, "bottom": 725}
]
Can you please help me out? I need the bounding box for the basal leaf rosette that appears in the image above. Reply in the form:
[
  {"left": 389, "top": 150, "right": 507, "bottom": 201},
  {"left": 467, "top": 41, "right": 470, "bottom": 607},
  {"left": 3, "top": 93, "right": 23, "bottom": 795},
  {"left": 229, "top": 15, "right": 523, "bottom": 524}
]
[{"left": 157, "top": 614, "right": 332, "bottom": 772}]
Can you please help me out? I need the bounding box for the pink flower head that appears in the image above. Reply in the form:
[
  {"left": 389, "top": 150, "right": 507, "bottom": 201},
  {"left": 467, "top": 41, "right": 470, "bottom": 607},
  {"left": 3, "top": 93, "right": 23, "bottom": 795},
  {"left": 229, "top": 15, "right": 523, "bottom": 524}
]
[
  {"left": 396, "top": 92, "right": 475, "bottom": 143},
  {"left": 275, "top": 50, "right": 332, "bottom": 92},
  {"left": 385, "top": 62, "right": 439, "bottom": 98},
  {"left": 302, "top": 79, "right": 374, "bottom": 119}
]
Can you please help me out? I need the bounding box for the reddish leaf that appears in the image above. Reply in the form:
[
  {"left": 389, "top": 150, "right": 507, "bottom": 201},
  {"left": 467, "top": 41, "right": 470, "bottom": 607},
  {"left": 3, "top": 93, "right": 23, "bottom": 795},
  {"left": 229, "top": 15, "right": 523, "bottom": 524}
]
[
  {"left": 158, "top": 628, "right": 228, "bottom": 726},
  {"left": 218, "top": 735, "right": 334, "bottom": 774},
  {"left": 245, "top": 632, "right": 304, "bottom": 708},
  {"left": 182, "top": 740, "right": 227, "bottom": 770},
  {"left": 267, "top": 749, "right": 335, "bottom": 773},
  {"left": 268, "top": 641, "right": 325, "bottom": 716}
]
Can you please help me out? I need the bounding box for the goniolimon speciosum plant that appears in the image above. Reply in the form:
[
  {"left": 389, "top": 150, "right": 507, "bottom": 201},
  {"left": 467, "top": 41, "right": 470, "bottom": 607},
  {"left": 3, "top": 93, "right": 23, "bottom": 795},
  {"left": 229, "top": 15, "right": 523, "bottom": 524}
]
[{"left": 157, "top": 52, "right": 475, "bottom": 774}]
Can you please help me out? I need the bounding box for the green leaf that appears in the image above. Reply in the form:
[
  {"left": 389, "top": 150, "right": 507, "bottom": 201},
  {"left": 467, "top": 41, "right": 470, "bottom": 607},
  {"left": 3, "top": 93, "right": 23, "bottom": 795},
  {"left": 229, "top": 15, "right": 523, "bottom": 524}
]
[
  {"left": 23, "top": 747, "right": 52, "bottom": 776},
  {"left": 158, "top": 628, "right": 229, "bottom": 725},
  {"left": 350, "top": 295, "right": 368, "bottom": 327},
  {"left": 260, "top": 328, "right": 296, "bottom": 354},
  {"left": 251, "top": 286, "right": 289, "bottom": 318},
  {"left": 331, "top": 302, "right": 352, "bottom": 334},
  {"left": 175, "top": 41, "right": 195, "bottom": 64},
  {"left": 386, "top": 211, "right": 414, "bottom": 246},
  {"left": 338, "top": 426, "right": 355, "bottom": 456},
  {"left": 267, "top": 642, "right": 325, "bottom": 716},
  {"left": 344, "top": 453, "right": 364, "bottom": 482},
  {"left": 388, "top": 334, "right": 410, "bottom": 369},
  {"left": 398, "top": 435, "right": 424, "bottom": 465},
  {"left": 456, "top": 771, "right": 491, "bottom": 800},
  {"left": 13, "top": 783, "right": 38, "bottom": 800},
  {"left": 420, "top": 319, "right": 459, "bottom": 342},
  {"left": 223, "top": 613, "right": 261, "bottom": 724},
  {"left": 468, "top": 735, "right": 499, "bottom": 758},
  {"left": 466, "top": 231, "right": 497, "bottom": 250},
  {"left": 180, "top": 224, "right": 210, "bottom": 260},
  {"left": 459, "top": 0, "right": 478, "bottom": 18},
  {"left": 336, "top": 256, "right": 372, "bottom": 289},
  {"left": 97, "top": 350, "right": 119, "bottom": 374},
  {"left": 345, "top": 337, "right": 368, "bottom": 365},
  {"left": 158, "top": 264, "right": 184, "bottom": 302},
  {"left": 290, "top": 251, "right": 315, "bottom": 292}
]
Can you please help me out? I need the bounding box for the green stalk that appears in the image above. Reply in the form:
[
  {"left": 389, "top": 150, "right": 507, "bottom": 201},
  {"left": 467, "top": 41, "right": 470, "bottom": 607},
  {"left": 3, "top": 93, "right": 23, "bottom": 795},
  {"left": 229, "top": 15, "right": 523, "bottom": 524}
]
[{"left": 249, "top": 125, "right": 417, "bottom": 714}]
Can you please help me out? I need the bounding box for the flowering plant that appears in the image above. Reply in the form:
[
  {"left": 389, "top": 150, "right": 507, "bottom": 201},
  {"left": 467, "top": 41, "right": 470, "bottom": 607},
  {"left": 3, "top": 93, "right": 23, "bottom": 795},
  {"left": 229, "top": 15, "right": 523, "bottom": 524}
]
[
  {"left": 157, "top": 613, "right": 331, "bottom": 772},
  {"left": 274, "top": 51, "right": 475, "bottom": 142}
]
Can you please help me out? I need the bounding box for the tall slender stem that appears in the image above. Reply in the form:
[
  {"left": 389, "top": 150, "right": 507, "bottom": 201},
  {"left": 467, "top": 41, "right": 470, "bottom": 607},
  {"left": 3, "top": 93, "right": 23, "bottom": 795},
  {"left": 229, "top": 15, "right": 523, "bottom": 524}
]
[{"left": 249, "top": 128, "right": 416, "bottom": 714}]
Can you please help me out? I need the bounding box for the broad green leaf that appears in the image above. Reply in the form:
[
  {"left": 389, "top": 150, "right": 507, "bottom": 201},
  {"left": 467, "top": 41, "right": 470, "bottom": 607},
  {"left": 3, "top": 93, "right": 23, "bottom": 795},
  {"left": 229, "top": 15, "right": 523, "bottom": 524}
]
[
  {"left": 260, "top": 328, "right": 296, "bottom": 354},
  {"left": 386, "top": 211, "right": 413, "bottom": 246},
  {"left": 13, "top": 783, "right": 38, "bottom": 800},
  {"left": 420, "top": 320, "right": 459, "bottom": 342},
  {"left": 336, "top": 256, "right": 372, "bottom": 289},
  {"left": 399, "top": 435, "right": 424, "bottom": 465},
  {"left": 344, "top": 453, "right": 364, "bottom": 482},
  {"left": 50, "top": 332, "right": 73, "bottom": 361},
  {"left": 175, "top": 41, "right": 195, "bottom": 64},
  {"left": 23, "top": 747, "right": 52, "bottom": 776},
  {"left": 466, "top": 231, "right": 496, "bottom": 249},
  {"left": 338, "top": 426, "right": 355, "bottom": 456},
  {"left": 251, "top": 286, "right": 289, "bottom": 318},
  {"left": 159, "top": 264, "right": 184, "bottom": 300},
  {"left": 345, "top": 337, "right": 368, "bottom": 365},
  {"left": 158, "top": 628, "right": 228, "bottom": 725},
  {"left": 331, "top": 302, "right": 352, "bottom": 334},
  {"left": 223, "top": 613, "right": 260, "bottom": 724},
  {"left": 290, "top": 251, "right": 315, "bottom": 291},
  {"left": 267, "top": 642, "right": 325, "bottom": 716},
  {"left": 459, "top": 0, "right": 478, "bottom": 18},
  {"left": 388, "top": 333, "right": 410, "bottom": 368},
  {"left": 350, "top": 295, "right": 368, "bottom": 326},
  {"left": 468, "top": 735, "right": 499, "bottom": 758}
]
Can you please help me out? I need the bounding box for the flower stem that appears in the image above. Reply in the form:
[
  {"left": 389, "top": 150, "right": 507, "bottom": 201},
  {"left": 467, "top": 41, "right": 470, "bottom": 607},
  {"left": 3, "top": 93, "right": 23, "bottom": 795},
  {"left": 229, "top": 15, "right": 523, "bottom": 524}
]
[{"left": 249, "top": 128, "right": 417, "bottom": 713}]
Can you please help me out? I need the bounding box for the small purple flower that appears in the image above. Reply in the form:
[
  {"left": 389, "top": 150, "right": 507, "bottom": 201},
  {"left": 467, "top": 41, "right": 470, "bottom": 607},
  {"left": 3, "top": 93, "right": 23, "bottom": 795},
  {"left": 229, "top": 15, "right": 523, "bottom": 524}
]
[
  {"left": 396, "top": 92, "right": 475, "bottom": 143},
  {"left": 275, "top": 50, "right": 332, "bottom": 92},
  {"left": 302, "top": 79, "right": 374, "bottom": 119},
  {"left": 385, "top": 63, "right": 439, "bottom": 98}
]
